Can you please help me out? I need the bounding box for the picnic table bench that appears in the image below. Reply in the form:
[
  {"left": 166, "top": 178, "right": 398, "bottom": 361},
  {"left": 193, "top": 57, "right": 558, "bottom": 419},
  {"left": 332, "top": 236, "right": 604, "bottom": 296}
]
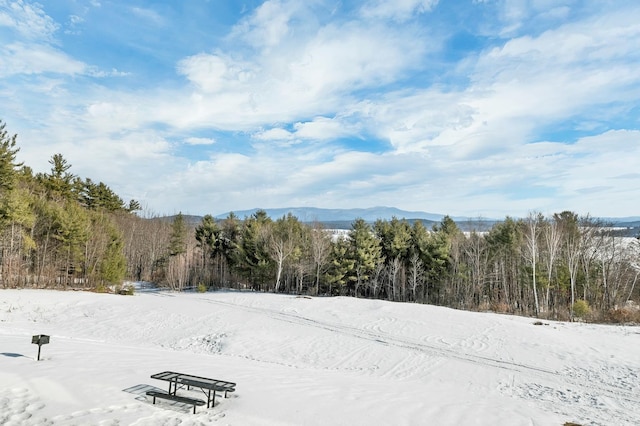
[
  {"left": 149, "top": 371, "right": 236, "bottom": 412},
  {"left": 145, "top": 390, "right": 205, "bottom": 414}
]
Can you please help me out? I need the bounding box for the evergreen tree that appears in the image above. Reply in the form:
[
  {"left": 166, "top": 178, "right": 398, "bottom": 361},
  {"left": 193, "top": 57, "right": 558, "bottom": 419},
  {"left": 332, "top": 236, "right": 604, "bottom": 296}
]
[
  {"left": 232, "top": 210, "right": 273, "bottom": 289},
  {"left": 127, "top": 199, "right": 141, "bottom": 213},
  {"left": 0, "top": 121, "right": 32, "bottom": 287},
  {"left": 375, "top": 217, "right": 412, "bottom": 263},
  {"left": 326, "top": 237, "right": 354, "bottom": 296},
  {"left": 0, "top": 188, "right": 36, "bottom": 288},
  {"left": 195, "top": 214, "right": 219, "bottom": 256},
  {"left": 39, "top": 153, "right": 75, "bottom": 201},
  {"left": 219, "top": 212, "right": 241, "bottom": 269},
  {"left": 485, "top": 217, "right": 521, "bottom": 310},
  {"left": 375, "top": 217, "right": 412, "bottom": 300},
  {"left": 79, "top": 178, "right": 125, "bottom": 211},
  {"left": 52, "top": 201, "right": 90, "bottom": 287},
  {"left": 195, "top": 214, "right": 220, "bottom": 287},
  {"left": 98, "top": 223, "right": 127, "bottom": 286},
  {"left": 431, "top": 215, "right": 463, "bottom": 304},
  {"left": 168, "top": 212, "right": 187, "bottom": 256},
  {"left": 0, "top": 120, "right": 23, "bottom": 194},
  {"left": 348, "top": 218, "right": 383, "bottom": 297}
]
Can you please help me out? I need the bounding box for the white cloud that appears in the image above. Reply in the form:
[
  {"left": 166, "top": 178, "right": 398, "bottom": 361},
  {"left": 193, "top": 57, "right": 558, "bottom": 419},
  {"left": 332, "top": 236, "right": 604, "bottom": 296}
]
[
  {"left": 168, "top": 15, "right": 429, "bottom": 131},
  {"left": 0, "top": 0, "right": 58, "bottom": 41},
  {"left": 493, "top": 0, "right": 574, "bottom": 35},
  {"left": 64, "top": 14, "right": 85, "bottom": 35},
  {"left": 346, "top": 4, "right": 640, "bottom": 160},
  {"left": 177, "top": 53, "right": 253, "bottom": 93},
  {"left": 4, "top": 0, "right": 640, "bottom": 218},
  {"left": 231, "top": 0, "right": 296, "bottom": 50},
  {"left": 539, "top": 6, "right": 570, "bottom": 21},
  {"left": 84, "top": 100, "right": 147, "bottom": 133},
  {"left": 86, "top": 67, "right": 131, "bottom": 78},
  {"left": 360, "top": 0, "right": 439, "bottom": 22},
  {"left": 255, "top": 117, "right": 359, "bottom": 142},
  {"left": 68, "top": 14, "right": 84, "bottom": 25},
  {"left": 254, "top": 127, "right": 294, "bottom": 141},
  {"left": 293, "top": 117, "right": 358, "bottom": 140},
  {"left": 355, "top": 90, "right": 476, "bottom": 153},
  {"left": 130, "top": 6, "right": 165, "bottom": 26},
  {"left": 185, "top": 137, "right": 216, "bottom": 146},
  {"left": 0, "top": 42, "right": 86, "bottom": 76},
  {"left": 287, "top": 22, "right": 427, "bottom": 95}
]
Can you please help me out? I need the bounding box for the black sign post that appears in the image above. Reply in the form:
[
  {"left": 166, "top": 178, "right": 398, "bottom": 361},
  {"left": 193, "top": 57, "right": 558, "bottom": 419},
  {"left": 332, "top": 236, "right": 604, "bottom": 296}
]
[{"left": 31, "top": 334, "right": 50, "bottom": 361}]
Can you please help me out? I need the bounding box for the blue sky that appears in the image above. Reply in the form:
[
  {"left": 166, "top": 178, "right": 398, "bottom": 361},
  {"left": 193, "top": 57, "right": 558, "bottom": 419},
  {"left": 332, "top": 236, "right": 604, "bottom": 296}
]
[{"left": 1, "top": 0, "right": 639, "bottom": 218}]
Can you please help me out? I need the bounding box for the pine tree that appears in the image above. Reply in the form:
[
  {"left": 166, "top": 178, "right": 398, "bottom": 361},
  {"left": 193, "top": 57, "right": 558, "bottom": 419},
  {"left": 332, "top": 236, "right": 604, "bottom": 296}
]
[
  {"left": 99, "top": 223, "right": 127, "bottom": 286},
  {"left": 195, "top": 214, "right": 220, "bottom": 287},
  {"left": 0, "top": 122, "right": 33, "bottom": 288},
  {"left": 168, "top": 212, "right": 187, "bottom": 256},
  {"left": 0, "top": 120, "right": 23, "bottom": 194},
  {"left": 232, "top": 210, "right": 273, "bottom": 289},
  {"left": 348, "top": 218, "right": 383, "bottom": 297},
  {"left": 39, "top": 153, "right": 75, "bottom": 201},
  {"left": 79, "top": 178, "right": 125, "bottom": 211},
  {"left": 51, "top": 201, "right": 90, "bottom": 288},
  {"left": 326, "top": 237, "right": 354, "bottom": 296}
]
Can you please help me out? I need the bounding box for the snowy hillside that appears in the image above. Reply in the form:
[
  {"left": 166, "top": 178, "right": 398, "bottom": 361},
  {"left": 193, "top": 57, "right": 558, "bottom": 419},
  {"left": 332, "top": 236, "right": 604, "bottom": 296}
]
[{"left": 1, "top": 289, "right": 639, "bottom": 425}]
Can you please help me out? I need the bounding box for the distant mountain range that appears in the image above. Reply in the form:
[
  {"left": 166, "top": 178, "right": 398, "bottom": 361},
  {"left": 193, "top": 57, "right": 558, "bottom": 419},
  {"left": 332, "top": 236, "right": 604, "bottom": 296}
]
[
  {"left": 166, "top": 207, "right": 638, "bottom": 234},
  {"left": 214, "top": 206, "right": 457, "bottom": 223},
  {"left": 211, "top": 207, "right": 638, "bottom": 230},
  {"left": 215, "top": 206, "right": 639, "bottom": 223}
]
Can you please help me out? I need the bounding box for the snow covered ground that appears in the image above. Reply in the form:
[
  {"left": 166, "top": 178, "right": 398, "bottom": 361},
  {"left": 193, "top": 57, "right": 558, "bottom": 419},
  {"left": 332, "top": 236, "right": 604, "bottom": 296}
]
[{"left": 0, "top": 287, "right": 639, "bottom": 425}]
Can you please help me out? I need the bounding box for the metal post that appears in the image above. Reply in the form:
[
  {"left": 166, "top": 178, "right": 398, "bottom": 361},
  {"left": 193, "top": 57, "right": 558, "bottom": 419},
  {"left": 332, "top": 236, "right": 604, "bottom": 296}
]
[{"left": 32, "top": 335, "right": 49, "bottom": 361}]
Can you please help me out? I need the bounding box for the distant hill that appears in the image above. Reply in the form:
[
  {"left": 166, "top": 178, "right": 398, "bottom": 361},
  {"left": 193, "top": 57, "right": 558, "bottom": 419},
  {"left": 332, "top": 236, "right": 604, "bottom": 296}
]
[
  {"left": 212, "top": 207, "right": 501, "bottom": 230},
  {"left": 157, "top": 207, "right": 637, "bottom": 233},
  {"left": 609, "top": 220, "right": 640, "bottom": 227},
  {"left": 215, "top": 206, "right": 465, "bottom": 222}
]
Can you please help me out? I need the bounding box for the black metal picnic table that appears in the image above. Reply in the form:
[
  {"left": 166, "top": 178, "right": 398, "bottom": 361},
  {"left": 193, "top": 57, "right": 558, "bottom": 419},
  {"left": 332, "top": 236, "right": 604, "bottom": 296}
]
[{"left": 150, "top": 371, "right": 236, "bottom": 409}]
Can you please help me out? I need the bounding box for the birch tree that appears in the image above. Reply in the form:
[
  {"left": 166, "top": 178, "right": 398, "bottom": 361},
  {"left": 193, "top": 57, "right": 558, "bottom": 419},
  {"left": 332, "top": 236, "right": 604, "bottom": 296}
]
[
  {"left": 523, "top": 212, "right": 543, "bottom": 316},
  {"left": 268, "top": 214, "right": 305, "bottom": 293},
  {"left": 542, "top": 216, "right": 562, "bottom": 313}
]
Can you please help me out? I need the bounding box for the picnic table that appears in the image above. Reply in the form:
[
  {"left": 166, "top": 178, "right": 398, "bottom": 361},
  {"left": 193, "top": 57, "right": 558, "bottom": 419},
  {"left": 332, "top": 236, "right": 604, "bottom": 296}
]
[{"left": 147, "top": 371, "right": 236, "bottom": 413}]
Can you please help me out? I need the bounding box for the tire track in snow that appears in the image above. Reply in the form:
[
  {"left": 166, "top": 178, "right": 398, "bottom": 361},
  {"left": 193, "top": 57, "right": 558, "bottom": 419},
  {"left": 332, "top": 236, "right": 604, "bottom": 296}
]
[{"left": 204, "top": 298, "right": 640, "bottom": 407}]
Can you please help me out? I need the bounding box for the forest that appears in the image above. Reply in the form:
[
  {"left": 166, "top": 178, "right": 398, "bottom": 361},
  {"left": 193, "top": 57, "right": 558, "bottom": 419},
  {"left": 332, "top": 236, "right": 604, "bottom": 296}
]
[{"left": 1, "top": 120, "right": 639, "bottom": 322}]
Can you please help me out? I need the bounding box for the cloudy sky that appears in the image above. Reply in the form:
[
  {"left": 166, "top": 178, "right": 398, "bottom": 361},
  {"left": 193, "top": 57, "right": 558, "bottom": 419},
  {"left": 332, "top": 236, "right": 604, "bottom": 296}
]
[{"left": 1, "top": 0, "right": 639, "bottom": 218}]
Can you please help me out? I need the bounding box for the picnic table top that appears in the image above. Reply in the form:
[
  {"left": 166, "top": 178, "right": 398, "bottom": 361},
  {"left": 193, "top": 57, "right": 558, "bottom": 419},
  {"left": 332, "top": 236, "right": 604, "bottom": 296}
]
[{"left": 151, "top": 371, "right": 236, "bottom": 391}]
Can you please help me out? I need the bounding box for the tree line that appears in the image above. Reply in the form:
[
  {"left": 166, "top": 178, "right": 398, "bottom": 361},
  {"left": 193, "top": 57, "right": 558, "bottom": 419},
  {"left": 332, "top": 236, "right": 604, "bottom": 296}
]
[
  {"left": 164, "top": 210, "right": 638, "bottom": 322},
  {"left": 0, "top": 120, "right": 137, "bottom": 290},
  {"left": 1, "top": 120, "right": 639, "bottom": 321}
]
